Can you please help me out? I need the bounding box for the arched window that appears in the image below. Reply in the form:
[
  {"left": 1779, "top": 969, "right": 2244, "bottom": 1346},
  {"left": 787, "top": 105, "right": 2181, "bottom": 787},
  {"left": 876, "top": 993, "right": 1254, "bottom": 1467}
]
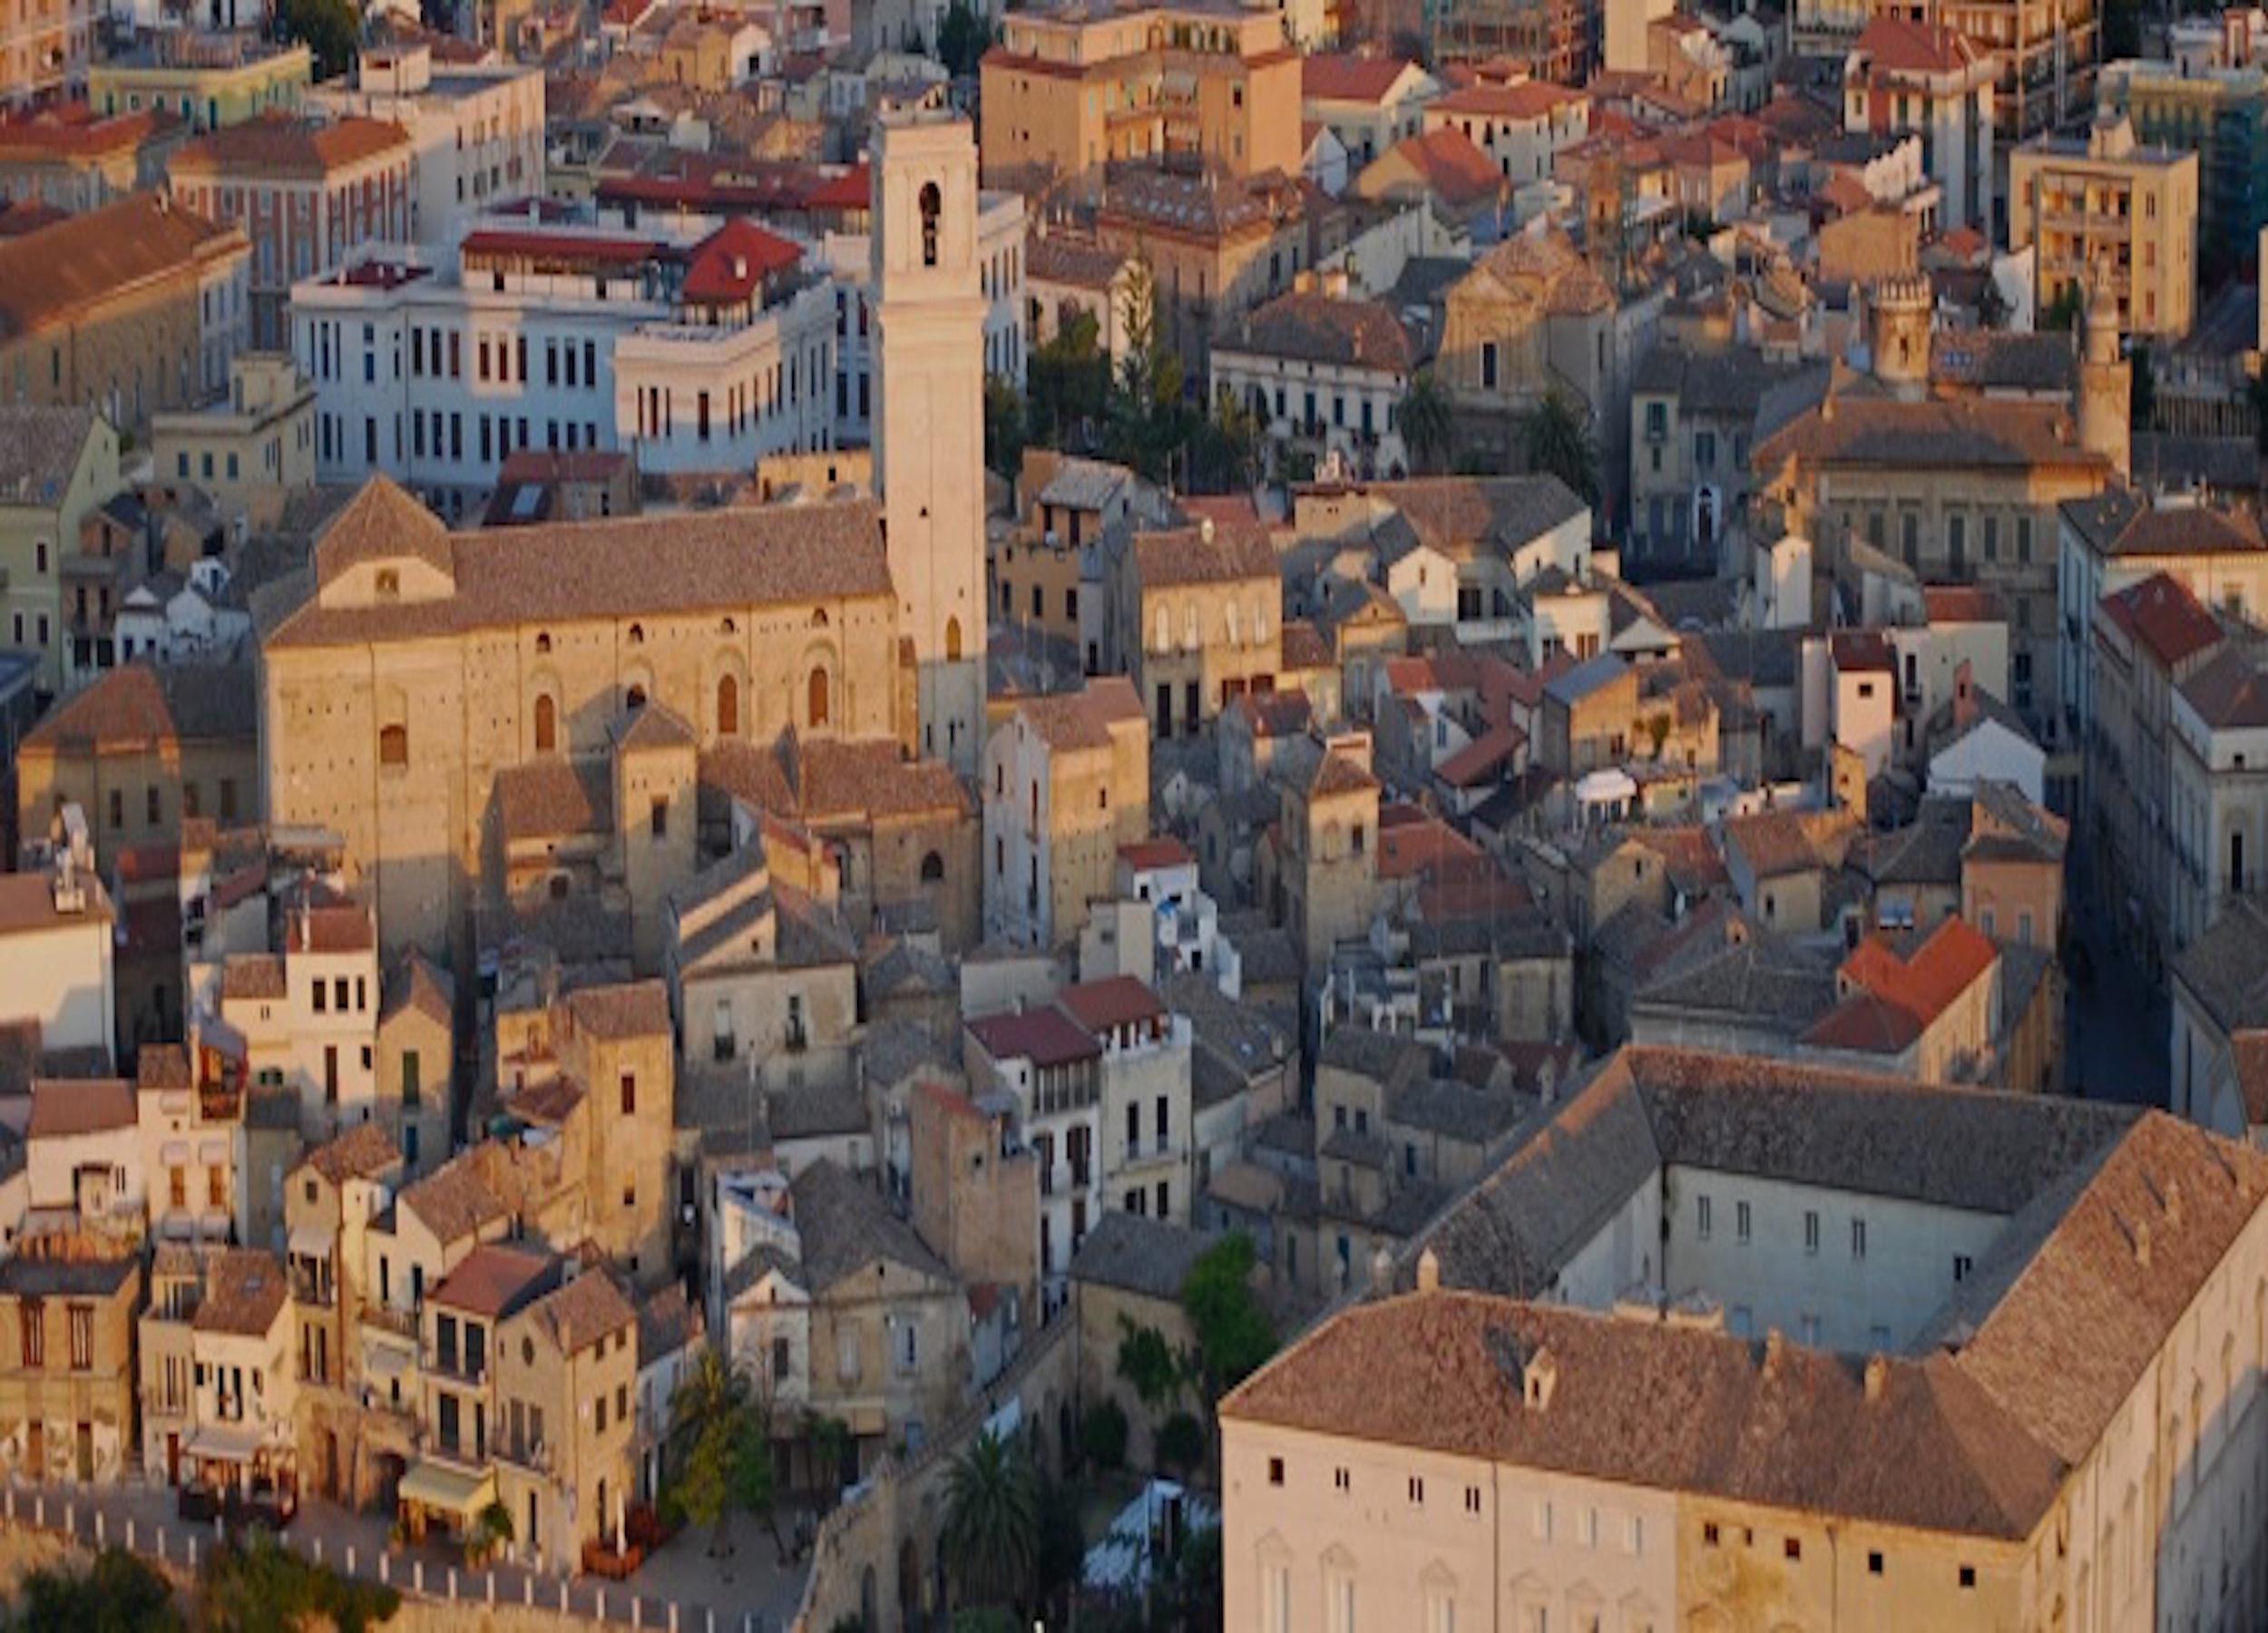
[
  {"left": 534, "top": 694, "right": 557, "bottom": 753},
  {"left": 534, "top": 631, "right": 552, "bottom": 653},
  {"left": 627, "top": 621, "right": 645, "bottom": 646},
  {"left": 379, "top": 724, "right": 408, "bottom": 767},
  {"left": 945, "top": 616, "right": 963, "bottom": 661},
  {"left": 920, "top": 851, "right": 945, "bottom": 883},
  {"left": 810, "top": 607, "right": 829, "bottom": 628},
  {"left": 627, "top": 684, "right": 647, "bottom": 711},
  {"left": 919, "top": 181, "right": 942, "bottom": 269},
  {"left": 717, "top": 673, "right": 739, "bottom": 737},
  {"left": 807, "top": 666, "right": 830, "bottom": 728},
  {"left": 719, "top": 616, "right": 737, "bottom": 635}
]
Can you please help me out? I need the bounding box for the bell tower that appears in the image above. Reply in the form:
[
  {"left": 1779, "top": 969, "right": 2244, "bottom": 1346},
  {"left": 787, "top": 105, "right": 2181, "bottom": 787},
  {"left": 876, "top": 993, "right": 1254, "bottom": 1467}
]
[
  {"left": 2078, "top": 260, "right": 2132, "bottom": 481},
  {"left": 873, "top": 102, "right": 986, "bottom": 775}
]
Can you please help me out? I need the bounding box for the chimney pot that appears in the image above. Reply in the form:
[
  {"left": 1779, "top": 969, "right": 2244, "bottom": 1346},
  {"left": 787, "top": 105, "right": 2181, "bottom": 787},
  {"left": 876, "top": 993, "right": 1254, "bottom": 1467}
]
[{"left": 1864, "top": 1354, "right": 1889, "bottom": 1401}]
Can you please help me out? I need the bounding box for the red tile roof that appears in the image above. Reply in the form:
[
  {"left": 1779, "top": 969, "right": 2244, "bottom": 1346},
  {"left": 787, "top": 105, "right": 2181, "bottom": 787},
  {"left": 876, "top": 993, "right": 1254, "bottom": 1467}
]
[
  {"left": 1432, "top": 80, "right": 1584, "bottom": 120},
  {"left": 1855, "top": 14, "right": 1984, "bottom": 76},
  {"left": 2099, "top": 572, "right": 2224, "bottom": 671},
  {"left": 1119, "top": 837, "right": 1196, "bottom": 871},
  {"left": 681, "top": 219, "right": 803, "bottom": 304},
  {"left": 1808, "top": 915, "right": 1998, "bottom": 1052},
  {"left": 1059, "top": 975, "right": 1168, "bottom": 1035},
  {"left": 1301, "top": 53, "right": 1421, "bottom": 105},
  {"left": 967, "top": 1005, "right": 1101, "bottom": 1069},
  {"left": 1372, "top": 128, "right": 1502, "bottom": 210}
]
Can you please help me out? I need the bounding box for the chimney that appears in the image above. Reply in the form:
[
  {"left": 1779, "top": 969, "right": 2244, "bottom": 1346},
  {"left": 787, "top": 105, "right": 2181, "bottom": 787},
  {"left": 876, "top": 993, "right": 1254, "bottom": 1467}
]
[
  {"left": 1863, "top": 1354, "right": 1889, "bottom": 1402},
  {"left": 1764, "top": 1326, "right": 1785, "bottom": 1377},
  {"left": 1416, "top": 1246, "right": 1441, "bottom": 1292}
]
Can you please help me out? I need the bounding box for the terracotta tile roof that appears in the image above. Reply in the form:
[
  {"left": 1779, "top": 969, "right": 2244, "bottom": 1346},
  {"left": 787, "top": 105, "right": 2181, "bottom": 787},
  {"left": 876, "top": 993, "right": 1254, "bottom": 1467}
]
[
  {"left": 269, "top": 479, "right": 894, "bottom": 649},
  {"left": 20, "top": 658, "right": 254, "bottom": 754},
  {"left": 1307, "top": 748, "right": 1380, "bottom": 799},
  {"left": 431, "top": 1243, "right": 554, "bottom": 1317},
  {"left": 287, "top": 902, "right": 374, "bottom": 954},
  {"left": 0, "top": 404, "right": 98, "bottom": 501},
  {"left": 2061, "top": 489, "right": 2268, "bottom": 559},
  {"left": 1301, "top": 52, "right": 1422, "bottom": 105},
  {"left": 1070, "top": 1210, "right": 1208, "bottom": 1300},
  {"left": 1119, "top": 837, "right": 1195, "bottom": 870},
  {"left": 27, "top": 1078, "right": 134, "bottom": 1139},
  {"left": 400, "top": 1157, "right": 508, "bottom": 1243},
  {"left": 967, "top": 1004, "right": 1102, "bottom": 1070},
  {"left": 1058, "top": 974, "right": 1167, "bottom": 1035},
  {"left": 193, "top": 1249, "right": 290, "bottom": 1335},
  {"left": 1012, "top": 676, "right": 1144, "bottom": 753},
  {"left": 1227, "top": 1289, "right": 2067, "bottom": 1540},
  {"left": 1922, "top": 584, "right": 2002, "bottom": 625},
  {"left": 382, "top": 952, "right": 455, "bottom": 1029},
  {"left": 137, "top": 1043, "right": 191, "bottom": 1091},
  {"left": 2170, "top": 895, "right": 2268, "bottom": 1036},
  {"left": 496, "top": 758, "right": 612, "bottom": 842},
  {"left": 1375, "top": 802, "right": 1483, "bottom": 880},
  {"left": 789, "top": 1158, "right": 948, "bottom": 1290},
  {"left": 1024, "top": 231, "right": 1128, "bottom": 289},
  {"left": 1854, "top": 14, "right": 1985, "bottom": 75},
  {"left": 2179, "top": 643, "right": 2268, "bottom": 731},
  {"left": 1466, "top": 230, "right": 1613, "bottom": 316},
  {"left": 0, "top": 193, "right": 241, "bottom": 343},
  {"left": 169, "top": 112, "right": 410, "bottom": 178},
  {"left": 305, "top": 1121, "right": 401, "bottom": 1186},
  {"left": 680, "top": 218, "right": 802, "bottom": 305},
  {"left": 791, "top": 738, "right": 973, "bottom": 820},
  {"left": 310, "top": 474, "right": 453, "bottom": 581},
  {"left": 221, "top": 954, "right": 288, "bottom": 1002},
  {"left": 566, "top": 979, "right": 670, "bottom": 1040},
  {"left": 1227, "top": 688, "right": 1313, "bottom": 739},
  {"left": 1757, "top": 396, "right": 2104, "bottom": 474},
  {"left": 1222, "top": 288, "right": 1415, "bottom": 374},
  {"left": 1279, "top": 620, "right": 1333, "bottom": 670},
  {"left": 2098, "top": 572, "right": 2223, "bottom": 671},
  {"left": 527, "top": 1266, "right": 635, "bottom": 1354},
  {"left": 1806, "top": 914, "right": 1998, "bottom": 1052},
  {"left": 1133, "top": 523, "right": 1277, "bottom": 589},
  {"left": 1724, "top": 810, "right": 1823, "bottom": 880},
  {"left": 1371, "top": 128, "right": 1502, "bottom": 210},
  {"left": 0, "top": 105, "right": 179, "bottom": 160},
  {"left": 1432, "top": 79, "right": 1583, "bottom": 119}
]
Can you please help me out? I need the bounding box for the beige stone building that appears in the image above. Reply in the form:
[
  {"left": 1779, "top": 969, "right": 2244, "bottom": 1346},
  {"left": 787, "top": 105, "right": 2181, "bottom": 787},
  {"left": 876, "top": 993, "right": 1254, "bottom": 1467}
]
[
  {"left": 2009, "top": 112, "right": 2199, "bottom": 340},
  {"left": 15, "top": 659, "right": 258, "bottom": 871},
  {"left": 1273, "top": 735, "right": 1381, "bottom": 973},
  {"left": 151, "top": 352, "right": 317, "bottom": 532},
  {"left": 0, "top": 0, "right": 88, "bottom": 110},
  {"left": 1092, "top": 168, "right": 1308, "bottom": 376},
  {"left": 0, "top": 192, "right": 251, "bottom": 437},
  {"left": 0, "top": 405, "right": 116, "bottom": 697},
  {"left": 1226, "top": 1045, "right": 2268, "bottom": 1633},
  {"left": 982, "top": 678, "right": 1149, "bottom": 947},
  {"left": 494, "top": 1266, "right": 639, "bottom": 1566},
  {"left": 0, "top": 1236, "right": 140, "bottom": 1484},
  {"left": 89, "top": 36, "right": 309, "bottom": 133},
  {"left": 0, "top": 107, "right": 182, "bottom": 210},
  {"left": 978, "top": 0, "right": 1302, "bottom": 197},
  {"left": 1069, "top": 1211, "right": 1206, "bottom": 1469},
  {"left": 281, "top": 1120, "right": 404, "bottom": 1503},
  {"left": 1110, "top": 519, "right": 1284, "bottom": 740}
]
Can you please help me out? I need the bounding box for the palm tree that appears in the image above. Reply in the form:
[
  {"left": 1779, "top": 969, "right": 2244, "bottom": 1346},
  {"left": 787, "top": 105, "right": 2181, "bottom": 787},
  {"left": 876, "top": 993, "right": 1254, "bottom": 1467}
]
[
  {"left": 941, "top": 1430, "right": 1040, "bottom": 1612},
  {"left": 670, "top": 1345, "right": 753, "bottom": 1558},
  {"left": 1523, "top": 386, "right": 1600, "bottom": 504},
  {"left": 1398, "top": 369, "right": 1453, "bottom": 475}
]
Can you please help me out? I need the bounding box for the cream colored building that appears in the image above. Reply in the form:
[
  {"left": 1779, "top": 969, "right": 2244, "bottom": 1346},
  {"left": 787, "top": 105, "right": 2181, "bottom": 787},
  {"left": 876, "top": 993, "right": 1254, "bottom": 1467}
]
[
  {"left": 1110, "top": 519, "right": 1284, "bottom": 740},
  {"left": 0, "top": 0, "right": 88, "bottom": 109},
  {"left": 0, "top": 1237, "right": 139, "bottom": 1485},
  {"left": 2009, "top": 112, "right": 2200, "bottom": 340},
  {"left": 151, "top": 353, "right": 316, "bottom": 532},
  {"left": 0, "top": 405, "right": 116, "bottom": 696},
  {"left": 978, "top": 0, "right": 1302, "bottom": 196},
  {"left": 494, "top": 1266, "right": 639, "bottom": 1566},
  {"left": 982, "top": 678, "right": 1150, "bottom": 948},
  {"left": 90, "top": 35, "right": 309, "bottom": 132},
  {"left": 1226, "top": 1044, "right": 2268, "bottom": 1633},
  {"left": 210, "top": 898, "right": 381, "bottom": 1142}
]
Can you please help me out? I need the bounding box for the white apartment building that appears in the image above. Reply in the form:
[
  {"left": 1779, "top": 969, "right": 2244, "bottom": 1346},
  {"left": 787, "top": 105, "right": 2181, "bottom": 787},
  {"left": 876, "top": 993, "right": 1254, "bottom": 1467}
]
[
  {"left": 822, "top": 184, "right": 1024, "bottom": 446},
  {"left": 1061, "top": 976, "right": 1194, "bottom": 1229},
  {"left": 292, "top": 214, "right": 836, "bottom": 517},
  {"left": 307, "top": 44, "right": 545, "bottom": 245},
  {"left": 0, "top": 813, "right": 115, "bottom": 1066},
  {"left": 209, "top": 898, "right": 380, "bottom": 1141},
  {"left": 1422, "top": 79, "right": 1589, "bottom": 186}
]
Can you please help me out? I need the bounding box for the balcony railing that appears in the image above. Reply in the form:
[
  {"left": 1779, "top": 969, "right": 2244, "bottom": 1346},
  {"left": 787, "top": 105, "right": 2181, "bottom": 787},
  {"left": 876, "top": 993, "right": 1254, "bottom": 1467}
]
[{"left": 361, "top": 1304, "right": 418, "bottom": 1341}]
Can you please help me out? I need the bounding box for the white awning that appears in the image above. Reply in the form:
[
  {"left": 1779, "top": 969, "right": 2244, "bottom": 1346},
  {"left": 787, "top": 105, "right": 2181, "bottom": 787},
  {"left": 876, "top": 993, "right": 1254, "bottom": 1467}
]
[
  {"left": 186, "top": 1423, "right": 263, "bottom": 1465},
  {"left": 287, "top": 1222, "right": 334, "bottom": 1258},
  {"left": 1576, "top": 768, "right": 1639, "bottom": 806},
  {"left": 397, "top": 1460, "right": 494, "bottom": 1520}
]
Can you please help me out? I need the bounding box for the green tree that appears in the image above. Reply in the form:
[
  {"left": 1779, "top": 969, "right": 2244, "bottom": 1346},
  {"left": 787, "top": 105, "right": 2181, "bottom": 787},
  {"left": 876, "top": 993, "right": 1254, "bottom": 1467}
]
[
  {"left": 15, "top": 1550, "right": 182, "bottom": 1633},
  {"left": 1192, "top": 386, "right": 1262, "bottom": 494},
  {"left": 2041, "top": 280, "right": 2085, "bottom": 333},
  {"left": 195, "top": 1537, "right": 397, "bottom": 1633},
  {"left": 936, "top": 1, "right": 991, "bottom": 75},
  {"left": 466, "top": 1498, "right": 514, "bottom": 1569},
  {"left": 1154, "top": 1411, "right": 1207, "bottom": 1478},
  {"left": 941, "top": 1430, "right": 1040, "bottom": 1612},
  {"left": 950, "top": 1611, "right": 1021, "bottom": 1633},
  {"left": 1025, "top": 307, "right": 1111, "bottom": 450},
  {"left": 668, "top": 1345, "right": 776, "bottom": 1560},
  {"left": 984, "top": 375, "right": 1026, "bottom": 479},
  {"left": 276, "top": 0, "right": 359, "bottom": 80},
  {"left": 1521, "top": 386, "right": 1599, "bottom": 505},
  {"left": 1117, "top": 1315, "right": 1185, "bottom": 1411},
  {"left": 1034, "top": 1474, "right": 1090, "bottom": 1612},
  {"left": 1082, "top": 1397, "right": 1129, "bottom": 1470},
  {"left": 1103, "top": 257, "right": 1193, "bottom": 483},
  {"left": 1398, "top": 369, "right": 1454, "bottom": 474},
  {"left": 1179, "top": 1233, "right": 1276, "bottom": 1469}
]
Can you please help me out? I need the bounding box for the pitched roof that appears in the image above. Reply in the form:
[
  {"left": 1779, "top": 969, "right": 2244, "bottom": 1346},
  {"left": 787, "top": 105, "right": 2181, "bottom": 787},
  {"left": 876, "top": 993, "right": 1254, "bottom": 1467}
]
[
  {"left": 1431, "top": 79, "right": 1583, "bottom": 119},
  {"left": 192, "top": 1249, "right": 291, "bottom": 1336},
  {"left": 305, "top": 1121, "right": 401, "bottom": 1186},
  {"left": 566, "top": 980, "right": 671, "bottom": 1040},
  {"left": 1012, "top": 676, "right": 1144, "bottom": 752},
  {"left": 26, "top": 1078, "right": 135, "bottom": 1139},
  {"left": 495, "top": 758, "right": 611, "bottom": 842},
  {"left": 1806, "top": 916, "right": 1998, "bottom": 1053},
  {"left": 1758, "top": 396, "right": 2104, "bottom": 474},
  {"left": 789, "top": 1158, "right": 949, "bottom": 1290},
  {"left": 1301, "top": 52, "right": 1423, "bottom": 105},
  {"left": 430, "top": 1243, "right": 554, "bottom": 1318},
  {"left": 2061, "top": 489, "right": 2268, "bottom": 558},
  {"left": 1132, "top": 523, "right": 1277, "bottom": 589},
  {"left": 2179, "top": 643, "right": 2268, "bottom": 731},
  {"left": 1069, "top": 1210, "right": 1209, "bottom": 1301},
  {"left": 1221, "top": 289, "right": 1416, "bottom": 374},
  {"left": 0, "top": 404, "right": 98, "bottom": 501},
  {"left": 2170, "top": 895, "right": 2268, "bottom": 1035},
  {"left": 169, "top": 112, "right": 410, "bottom": 177},
  {"left": 2097, "top": 572, "right": 2224, "bottom": 670},
  {"left": 399, "top": 1158, "right": 508, "bottom": 1243},
  {"left": 527, "top": 1267, "right": 636, "bottom": 1354},
  {"left": 1853, "top": 13, "right": 1985, "bottom": 74},
  {"left": 1057, "top": 974, "right": 1167, "bottom": 1035},
  {"left": 20, "top": 659, "right": 256, "bottom": 753},
  {"left": 268, "top": 481, "right": 894, "bottom": 649},
  {"left": 1226, "top": 1291, "right": 2066, "bottom": 1541},
  {"left": 0, "top": 193, "right": 240, "bottom": 344},
  {"left": 1369, "top": 128, "right": 1502, "bottom": 210},
  {"left": 966, "top": 1004, "right": 1102, "bottom": 1069}
]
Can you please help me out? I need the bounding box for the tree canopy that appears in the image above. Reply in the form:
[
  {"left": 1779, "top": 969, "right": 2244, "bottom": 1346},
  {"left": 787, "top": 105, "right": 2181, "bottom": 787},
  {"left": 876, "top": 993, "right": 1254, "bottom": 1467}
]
[
  {"left": 941, "top": 1430, "right": 1040, "bottom": 1611},
  {"left": 1179, "top": 1233, "right": 1276, "bottom": 1408},
  {"left": 276, "top": 0, "right": 359, "bottom": 80}
]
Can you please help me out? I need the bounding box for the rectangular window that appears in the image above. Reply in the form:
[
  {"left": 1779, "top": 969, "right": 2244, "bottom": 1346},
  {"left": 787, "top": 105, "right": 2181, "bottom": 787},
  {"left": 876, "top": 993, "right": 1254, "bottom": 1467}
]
[
  {"left": 1852, "top": 1218, "right": 1868, "bottom": 1259},
  {"left": 66, "top": 1305, "right": 90, "bottom": 1372},
  {"left": 621, "top": 1074, "right": 636, "bottom": 1116},
  {"left": 1696, "top": 1195, "right": 1712, "bottom": 1239},
  {"left": 1735, "top": 1200, "right": 1751, "bottom": 1243},
  {"left": 1804, "top": 1210, "right": 1819, "bottom": 1254}
]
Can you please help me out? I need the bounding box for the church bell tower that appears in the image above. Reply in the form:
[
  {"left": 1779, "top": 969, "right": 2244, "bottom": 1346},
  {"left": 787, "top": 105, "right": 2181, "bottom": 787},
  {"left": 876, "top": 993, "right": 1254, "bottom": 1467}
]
[{"left": 873, "top": 101, "right": 986, "bottom": 776}]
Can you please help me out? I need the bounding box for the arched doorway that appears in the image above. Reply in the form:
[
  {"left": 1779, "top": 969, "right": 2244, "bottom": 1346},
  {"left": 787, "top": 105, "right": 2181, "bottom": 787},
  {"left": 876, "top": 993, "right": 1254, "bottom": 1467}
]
[
  {"left": 807, "top": 666, "right": 830, "bottom": 728},
  {"left": 945, "top": 617, "right": 963, "bottom": 662},
  {"left": 533, "top": 694, "right": 557, "bottom": 753},
  {"left": 716, "top": 673, "right": 739, "bottom": 737}
]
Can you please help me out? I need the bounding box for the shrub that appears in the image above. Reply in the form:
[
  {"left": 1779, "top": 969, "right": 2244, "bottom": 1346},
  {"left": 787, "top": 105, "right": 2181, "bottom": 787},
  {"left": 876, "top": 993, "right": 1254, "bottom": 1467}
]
[
  {"left": 1082, "top": 1398, "right": 1129, "bottom": 1472},
  {"left": 1155, "top": 1412, "right": 1207, "bottom": 1478}
]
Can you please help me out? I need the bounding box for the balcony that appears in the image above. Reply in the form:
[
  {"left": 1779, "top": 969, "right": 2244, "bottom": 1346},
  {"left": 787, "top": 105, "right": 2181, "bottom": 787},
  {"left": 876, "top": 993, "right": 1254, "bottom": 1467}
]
[{"left": 361, "top": 1303, "right": 419, "bottom": 1342}]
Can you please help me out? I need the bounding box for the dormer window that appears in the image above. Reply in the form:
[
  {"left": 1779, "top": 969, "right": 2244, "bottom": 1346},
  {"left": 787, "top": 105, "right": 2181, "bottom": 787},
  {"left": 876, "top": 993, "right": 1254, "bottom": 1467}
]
[{"left": 376, "top": 569, "right": 399, "bottom": 600}]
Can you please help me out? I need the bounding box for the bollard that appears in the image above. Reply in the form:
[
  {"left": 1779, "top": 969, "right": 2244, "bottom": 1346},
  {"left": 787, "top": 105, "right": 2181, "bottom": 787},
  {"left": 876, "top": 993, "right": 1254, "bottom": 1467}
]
[
  {"left": 64, "top": 1502, "right": 72, "bottom": 1540},
  {"left": 313, "top": 1535, "right": 322, "bottom": 1567},
  {"left": 34, "top": 1493, "right": 44, "bottom": 1527},
  {"left": 413, "top": 1560, "right": 424, "bottom": 1596},
  {"left": 633, "top": 1595, "right": 642, "bottom": 1630},
  {"left": 125, "top": 1518, "right": 133, "bottom": 1551},
  {"left": 670, "top": 1603, "right": 679, "bottom": 1633},
  {"left": 379, "top": 1552, "right": 390, "bottom": 1586},
  {"left": 598, "top": 1588, "right": 607, "bottom": 1622},
  {"left": 486, "top": 1572, "right": 495, "bottom": 1607},
  {"left": 524, "top": 1574, "right": 534, "bottom": 1608},
  {"left": 157, "top": 1525, "right": 166, "bottom": 1562},
  {"left": 560, "top": 1580, "right": 570, "bottom": 1615},
  {"left": 448, "top": 1567, "right": 457, "bottom": 1601}
]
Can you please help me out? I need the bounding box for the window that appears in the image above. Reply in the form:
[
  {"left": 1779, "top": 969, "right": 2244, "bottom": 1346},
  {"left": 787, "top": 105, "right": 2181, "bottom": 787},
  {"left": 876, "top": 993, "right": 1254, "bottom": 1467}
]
[
  {"left": 1868, "top": 1551, "right": 1885, "bottom": 1576},
  {"left": 1784, "top": 1537, "right": 1802, "bottom": 1561},
  {"left": 379, "top": 724, "right": 408, "bottom": 767},
  {"left": 717, "top": 674, "right": 739, "bottom": 737},
  {"left": 1953, "top": 1254, "right": 1973, "bottom": 1282},
  {"left": 1804, "top": 1210, "right": 1819, "bottom": 1255},
  {"left": 1465, "top": 1486, "right": 1481, "bottom": 1515},
  {"left": 17, "top": 1303, "right": 40, "bottom": 1367},
  {"left": 772, "top": 1337, "right": 791, "bottom": 1382},
  {"left": 66, "top": 1305, "right": 91, "bottom": 1372},
  {"left": 1408, "top": 1476, "right": 1424, "bottom": 1504},
  {"left": 1703, "top": 1521, "right": 1721, "bottom": 1547},
  {"left": 1266, "top": 1456, "right": 1284, "bottom": 1486},
  {"left": 919, "top": 181, "right": 941, "bottom": 267},
  {"left": 1852, "top": 1218, "right": 1868, "bottom": 1259},
  {"left": 1735, "top": 1200, "right": 1751, "bottom": 1243},
  {"left": 1959, "top": 1566, "right": 1976, "bottom": 1589},
  {"left": 650, "top": 797, "right": 668, "bottom": 839},
  {"left": 620, "top": 1073, "right": 637, "bottom": 1116},
  {"left": 1334, "top": 1466, "right": 1351, "bottom": 1493},
  {"left": 1697, "top": 1195, "right": 1713, "bottom": 1239},
  {"left": 807, "top": 666, "right": 830, "bottom": 728}
]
